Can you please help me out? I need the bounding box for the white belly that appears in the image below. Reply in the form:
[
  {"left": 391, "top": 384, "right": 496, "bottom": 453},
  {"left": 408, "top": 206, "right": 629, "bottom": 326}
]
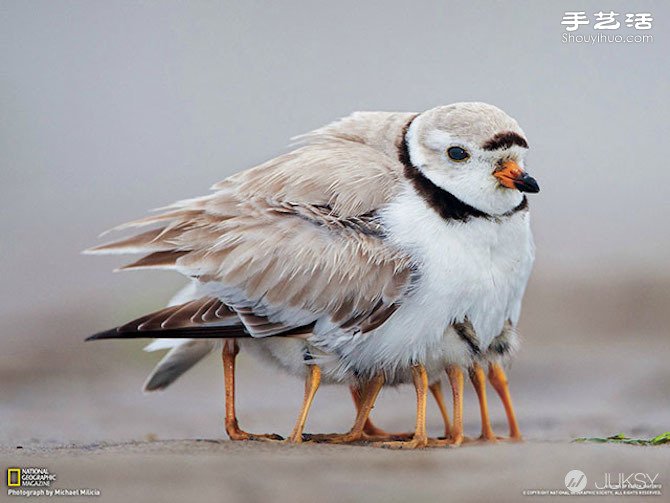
[
  {"left": 316, "top": 189, "right": 535, "bottom": 383},
  {"left": 241, "top": 338, "right": 346, "bottom": 384}
]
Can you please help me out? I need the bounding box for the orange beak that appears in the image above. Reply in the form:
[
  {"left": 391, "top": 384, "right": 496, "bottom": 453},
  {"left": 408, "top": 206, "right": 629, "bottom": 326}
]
[{"left": 494, "top": 160, "right": 540, "bottom": 193}]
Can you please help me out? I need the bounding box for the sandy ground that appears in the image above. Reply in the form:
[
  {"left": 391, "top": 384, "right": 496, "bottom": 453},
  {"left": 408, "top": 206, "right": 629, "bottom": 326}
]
[
  {"left": 3, "top": 441, "right": 669, "bottom": 503},
  {"left": 1, "top": 275, "right": 669, "bottom": 502}
]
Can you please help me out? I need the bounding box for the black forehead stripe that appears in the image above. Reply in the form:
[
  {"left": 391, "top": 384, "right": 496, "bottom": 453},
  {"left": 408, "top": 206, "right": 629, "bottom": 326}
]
[
  {"left": 397, "top": 118, "right": 528, "bottom": 222},
  {"left": 481, "top": 131, "right": 528, "bottom": 151}
]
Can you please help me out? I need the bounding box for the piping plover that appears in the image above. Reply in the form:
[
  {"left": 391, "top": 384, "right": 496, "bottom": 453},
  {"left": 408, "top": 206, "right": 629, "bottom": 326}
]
[{"left": 87, "top": 102, "right": 538, "bottom": 448}]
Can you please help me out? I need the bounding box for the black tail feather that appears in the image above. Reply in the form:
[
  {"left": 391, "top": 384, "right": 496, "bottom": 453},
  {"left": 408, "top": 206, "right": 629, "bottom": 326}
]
[
  {"left": 86, "top": 296, "right": 316, "bottom": 342},
  {"left": 86, "top": 325, "right": 250, "bottom": 341}
]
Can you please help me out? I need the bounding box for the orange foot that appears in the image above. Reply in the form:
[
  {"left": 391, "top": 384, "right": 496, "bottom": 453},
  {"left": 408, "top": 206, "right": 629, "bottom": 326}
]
[
  {"left": 361, "top": 423, "right": 414, "bottom": 441},
  {"left": 429, "top": 433, "right": 465, "bottom": 447},
  {"left": 226, "top": 420, "right": 283, "bottom": 442},
  {"left": 379, "top": 436, "right": 429, "bottom": 449},
  {"left": 302, "top": 431, "right": 378, "bottom": 444}
]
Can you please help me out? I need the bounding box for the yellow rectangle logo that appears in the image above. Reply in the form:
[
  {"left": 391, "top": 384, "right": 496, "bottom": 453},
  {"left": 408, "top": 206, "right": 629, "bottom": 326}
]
[{"left": 7, "top": 468, "right": 21, "bottom": 487}]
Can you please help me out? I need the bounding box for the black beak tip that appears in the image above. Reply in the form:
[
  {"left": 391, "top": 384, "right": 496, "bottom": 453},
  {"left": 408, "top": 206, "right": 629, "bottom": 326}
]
[{"left": 514, "top": 175, "right": 540, "bottom": 194}]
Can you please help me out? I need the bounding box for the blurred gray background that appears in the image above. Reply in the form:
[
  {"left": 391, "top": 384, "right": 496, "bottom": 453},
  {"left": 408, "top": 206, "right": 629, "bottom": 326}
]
[{"left": 0, "top": 2, "right": 668, "bottom": 500}]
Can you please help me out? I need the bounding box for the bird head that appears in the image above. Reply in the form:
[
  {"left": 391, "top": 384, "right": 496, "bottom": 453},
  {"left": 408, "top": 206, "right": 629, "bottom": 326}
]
[{"left": 406, "top": 102, "right": 539, "bottom": 215}]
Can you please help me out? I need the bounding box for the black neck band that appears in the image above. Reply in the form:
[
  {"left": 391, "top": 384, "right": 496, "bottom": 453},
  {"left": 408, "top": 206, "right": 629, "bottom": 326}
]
[{"left": 398, "top": 118, "right": 527, "bottom": 222}]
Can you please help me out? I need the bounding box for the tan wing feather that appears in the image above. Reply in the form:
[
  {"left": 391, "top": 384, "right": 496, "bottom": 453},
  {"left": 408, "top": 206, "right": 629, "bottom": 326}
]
[{"left": 88, "top": 112, "right": 416, "bottom": 332}]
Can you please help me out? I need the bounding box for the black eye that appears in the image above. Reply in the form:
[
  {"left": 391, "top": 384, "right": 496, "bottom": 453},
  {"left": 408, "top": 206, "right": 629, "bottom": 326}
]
[{"left": 447, "top": 146, "right": 469, "bottom": 162}]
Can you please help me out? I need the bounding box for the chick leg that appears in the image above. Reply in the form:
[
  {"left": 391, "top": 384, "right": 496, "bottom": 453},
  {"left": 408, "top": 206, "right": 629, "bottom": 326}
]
[
  {"left": 431, "top": 365, "right": 464, "bottom": 446},
  {"left": 429, "top": 380, "right": 452, "bottom": 439},
  {"left": 351, "top": 385, "right": 388, "bottom": 437},
  {"left": 286, "top": 364, "right": 321, "bottom": 443},
  {"left": 488, "top": 362, "right": 522, "bottom": 441},
  {"left": 469, "top": 363, "right": 497, "bottom": 442},
  {"left": 379, "top": 364, "right": 429, "bottom": 449},
  {"left": 350, "top": 385, "right": 413, "bottom": 440},
  {"left": 222, "top": 340, "right": 283, "bottom": 441},
  {"left": 313, "top": 372, "right": 385, "bottom": 444}
]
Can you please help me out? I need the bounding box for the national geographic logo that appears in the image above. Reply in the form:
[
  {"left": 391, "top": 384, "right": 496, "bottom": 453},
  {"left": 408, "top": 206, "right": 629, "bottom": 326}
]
[
  {"left": 6, "top": 467, "right": 101, "bottom": 498},
  {"left": 6, "top": 467, "right": 56, "bottom": 487},
  {"left": 7, "top": 469, "right": 20, "bottom": 487}
]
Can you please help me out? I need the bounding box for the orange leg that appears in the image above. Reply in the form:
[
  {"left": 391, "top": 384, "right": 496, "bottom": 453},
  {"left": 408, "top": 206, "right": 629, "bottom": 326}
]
[
  {"left": 432, "top": 365, "right": 464, "bottom": 446},
  {"left": 447, "top": 365, "right": 464, "bottom": 445},
  {"left": 222, "top": 341, "right": 282, "bottom": 441},
  {"left": 349, "top": 385, "right": 412, "bottom": 440},
  {"left": 351, "top": 385, "right": 387, "bottom": 437},
  {"left": 312, "top": 373, "right": 385, "bottom": 444},
  {"left": 286, "top": 364, "right": 321, "bottom": 443},
  {"left": 469, "top": 363, "right": 497, "bottom": 442},
  {"left": 488, "top": 362, "right": 522, "bottom": 441},
  {"left": 429, "top": 381, "right": 451, "bottom": 438},
  {"left": 379, "top": 364, "right": 429, "bottom": 449}
]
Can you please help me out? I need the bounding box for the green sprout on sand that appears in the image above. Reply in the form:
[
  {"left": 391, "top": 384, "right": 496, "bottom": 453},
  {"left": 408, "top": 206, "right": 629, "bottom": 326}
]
[{"left": 574, "top": 432, "right": 670, "bottom": 446}]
